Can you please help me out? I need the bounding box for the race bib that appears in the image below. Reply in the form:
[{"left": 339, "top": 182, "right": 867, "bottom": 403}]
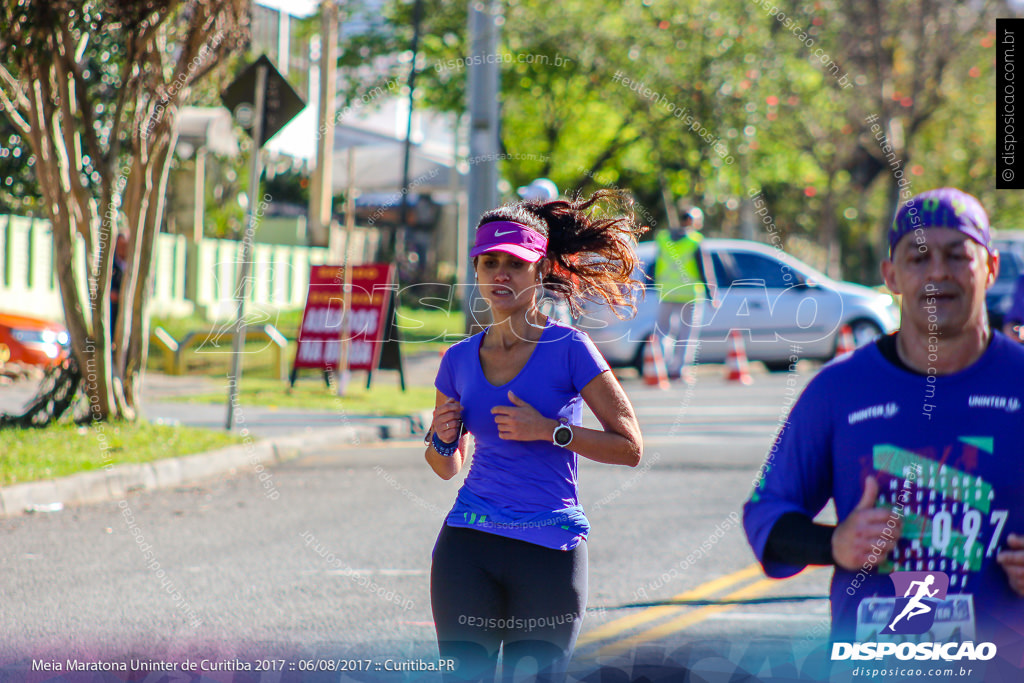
[{"left": 855, "top": 594, "right": 976, "bottom": 644}]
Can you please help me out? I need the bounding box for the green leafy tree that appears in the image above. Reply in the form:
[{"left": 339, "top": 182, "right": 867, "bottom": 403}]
[
  {"left": 326, "top": 0, "right": 1016, "bottom": 282},
  {"left": 0, "top": 0, "right": 248, "bottom": 423},
  {"left": 0, "top": 117, "right": 43, "bottom": 215},
  {"left": 744, "top": 0, "right": 1008, "bottom": 280},
  {"left": 335, "top": 0, "right": 764, "bottom": 230}
]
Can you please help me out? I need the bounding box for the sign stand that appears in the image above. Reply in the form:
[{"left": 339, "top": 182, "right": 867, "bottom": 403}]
[
  {"left": 286, "top": 364, "right": 333, "bottom": 388},
  {"left": 366, "top": 289, "right": 406, "bottom": 391},
  {"left": 290, "top": 264, "right": 405, "bottom": 392}
]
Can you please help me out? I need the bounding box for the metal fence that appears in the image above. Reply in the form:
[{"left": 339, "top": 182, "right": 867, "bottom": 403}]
[{"left": 0, "top": 214, "right": 365, "bottom": 322}]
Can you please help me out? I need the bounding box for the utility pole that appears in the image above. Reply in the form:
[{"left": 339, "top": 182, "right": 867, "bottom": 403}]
[
  {"left": 394, "top": 0, "right": 425, "bottom": 263},
  {"left": 463, "top": 0, "right": 501, "bottom": 333},
  {"left": 311, "top": 0, "right": 338, "bottom": 250}
]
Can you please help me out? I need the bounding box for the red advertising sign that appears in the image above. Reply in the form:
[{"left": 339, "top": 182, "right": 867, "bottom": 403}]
[{"left": 292, "top": 263, "right": 395, "bottom": 373}]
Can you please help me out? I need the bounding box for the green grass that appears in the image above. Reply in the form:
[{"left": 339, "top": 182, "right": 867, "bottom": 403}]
[
  {"left": 151, "top": 306, "right": 464, "bottom": 345},
  {"left": 170, "top": 376, "right": 435, "bottom": 415},
  {"left": 150, "top": 306, "right": 466, "bottom": 379},
  {"left": 0, "top": 421, "right": 243, "bottom": 487},
  {"left": 393, "top": 306, "right": 467, "bottom": 344},
  {"left": 2, "top": 306, "right": 456, "bottom": 488}
]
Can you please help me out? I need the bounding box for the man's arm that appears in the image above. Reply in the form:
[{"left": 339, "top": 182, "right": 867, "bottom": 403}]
[
  {"left": 763, "top": 476, "right": 901, "bottom": 572},
  {"left": 743, "top": 377, "right": 836, "bottom": 578},
  {"left": 762, "top": 512, "right": 835, "bottom": 566}
]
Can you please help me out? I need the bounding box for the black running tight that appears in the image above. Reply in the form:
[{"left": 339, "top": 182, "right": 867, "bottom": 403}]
[{"left": 430, "top": 525, "right": 587, "bottom": 683}]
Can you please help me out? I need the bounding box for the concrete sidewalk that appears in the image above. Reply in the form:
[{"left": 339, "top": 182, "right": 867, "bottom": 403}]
[{"left": 0, "top": 353, "right": 442, "bottom": 519}]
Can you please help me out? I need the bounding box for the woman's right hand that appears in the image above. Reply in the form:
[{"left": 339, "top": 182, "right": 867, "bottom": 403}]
[{"left": 432, "top": 398, "right": 463, "bottom": 444}]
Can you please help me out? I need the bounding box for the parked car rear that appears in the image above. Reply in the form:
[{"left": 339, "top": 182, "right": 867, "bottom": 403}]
[
  {"left": 0, "top": 312, "right": 71, "bottom": 367},
  {"left": 577, "top": 239, "right": 900, "bottom": 371}
]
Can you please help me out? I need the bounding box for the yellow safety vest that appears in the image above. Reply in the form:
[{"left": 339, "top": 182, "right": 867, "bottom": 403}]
[{"left": 654, "top": 230, "right": 706, "bottom": 303}]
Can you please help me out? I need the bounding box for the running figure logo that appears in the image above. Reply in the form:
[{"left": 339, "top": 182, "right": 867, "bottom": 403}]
[{"left": 882, "top": 571, "right": 950, "bottom": 635}]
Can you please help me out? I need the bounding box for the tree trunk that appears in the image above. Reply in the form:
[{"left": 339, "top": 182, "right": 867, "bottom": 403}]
[
  {"left": 122, "top": 121, "right": 177, "bottom": 412},
  {"left": 820, "top": 169, "right": 841, "bottom": 279},
  {"left": 882, "top": 165, "right": 903, "bottom": 264}
]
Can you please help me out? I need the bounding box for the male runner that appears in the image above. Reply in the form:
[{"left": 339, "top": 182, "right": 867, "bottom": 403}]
[{"left": 743, "top": 188, "right": 1024, "bottom": 677}]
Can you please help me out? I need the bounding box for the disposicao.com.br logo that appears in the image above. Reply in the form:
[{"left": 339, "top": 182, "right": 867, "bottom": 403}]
[
  {"left": 831, "top": 571, "right": 997, "bottom": 662},
  {"left": 884, "top": 570, "right": 949, "bottom": 635}
]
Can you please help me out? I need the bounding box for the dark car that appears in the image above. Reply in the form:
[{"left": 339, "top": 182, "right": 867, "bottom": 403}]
[{"left": 988, "top": 239, "right": 1024, "bottom": 330}]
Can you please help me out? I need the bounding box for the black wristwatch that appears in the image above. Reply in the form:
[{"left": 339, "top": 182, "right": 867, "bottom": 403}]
[{"left": 552, "top": 418, "right": 573, "bottom": 448}]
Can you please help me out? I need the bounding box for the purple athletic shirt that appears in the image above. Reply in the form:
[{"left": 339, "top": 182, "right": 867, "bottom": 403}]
[
  {"left": 744, "top": 334, "right": 1024, "bottom": 669},
  {"left": 434, "top": 318, "right": 610, "bottom": 550}
]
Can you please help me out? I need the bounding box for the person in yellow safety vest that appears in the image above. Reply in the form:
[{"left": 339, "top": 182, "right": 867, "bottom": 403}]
[{"left": 653, "top": 206, "right": 707, "bottom": 381}]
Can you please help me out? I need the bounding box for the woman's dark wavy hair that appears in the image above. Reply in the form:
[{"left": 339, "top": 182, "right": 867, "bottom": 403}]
[{"left": 476, "top": 189, "right": 648, "bottom": 319}]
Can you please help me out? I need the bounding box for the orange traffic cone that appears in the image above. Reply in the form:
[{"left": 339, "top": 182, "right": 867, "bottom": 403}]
[
  {"left": 643, "top": 335, "right": 670, "bottom": 389},
  {"left": 835, "top": 324, "right": 856, "bottom": 357},
  {"left": 725, "top": 330, "right": 753, "bottom": 385}
]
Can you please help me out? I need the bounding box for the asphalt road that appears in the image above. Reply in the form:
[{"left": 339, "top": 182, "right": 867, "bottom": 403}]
[{"left": 0, "top": 365, "right": 837, "bottom": 680}]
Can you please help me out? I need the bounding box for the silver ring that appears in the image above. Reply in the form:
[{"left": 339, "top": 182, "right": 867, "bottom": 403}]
[{"left": 445, "top": 422, "right": 449, "bottom": 429}]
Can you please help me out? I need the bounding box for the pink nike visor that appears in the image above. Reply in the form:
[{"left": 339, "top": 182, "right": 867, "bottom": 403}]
[{"left": 470, "top": 221, "right": 548, "bottom": 263}]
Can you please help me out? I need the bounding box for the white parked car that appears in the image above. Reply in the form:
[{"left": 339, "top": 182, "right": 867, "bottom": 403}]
[{"left": 575, "top": 239, "right": 900, "bottom": 371}]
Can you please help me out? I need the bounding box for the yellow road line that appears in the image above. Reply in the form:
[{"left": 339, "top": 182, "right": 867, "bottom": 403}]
[
  {"left": 576, "top": 563, "right": 763, "bottom": 648},
  {"left": 595, "top": 577, "right": 779, "bottom": 657}
]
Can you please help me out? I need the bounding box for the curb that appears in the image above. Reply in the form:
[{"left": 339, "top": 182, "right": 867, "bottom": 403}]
[{"left": 0, "top": 409, "right": 433, "bottom": 519}]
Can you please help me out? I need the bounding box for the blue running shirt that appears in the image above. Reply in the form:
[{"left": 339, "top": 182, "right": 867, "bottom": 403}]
[{"left": 435, "top": 319, "right": 610, "bottom": 550}]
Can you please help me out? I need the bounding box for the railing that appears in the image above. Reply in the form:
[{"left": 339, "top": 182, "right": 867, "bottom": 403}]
[
  {"left": 149, "top": 324, "right": 289, "bottom": 380},
  {"left": 0, "top": 214, "right": 360, "bottom": 322}
]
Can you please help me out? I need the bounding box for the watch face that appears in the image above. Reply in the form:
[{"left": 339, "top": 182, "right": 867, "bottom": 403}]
[{"left": 554, "top": 425, "right": 572, "bottom": 446}]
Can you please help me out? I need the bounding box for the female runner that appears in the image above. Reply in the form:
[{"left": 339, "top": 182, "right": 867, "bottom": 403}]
[{"left": 426, "top": 190, "right": 645, "bottom": 681}]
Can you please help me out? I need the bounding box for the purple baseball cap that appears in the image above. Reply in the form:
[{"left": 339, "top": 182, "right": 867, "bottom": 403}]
[
  {"left": 470, "top": 220, "right": 548, "bottom": 263},
  {"left": 889, "top": 188, "right": 991, "bottom": 256}
]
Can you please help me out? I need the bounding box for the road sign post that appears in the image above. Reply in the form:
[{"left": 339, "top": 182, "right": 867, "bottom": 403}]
[{"left": 221, "top": 55, "right": 306, "bottom": 430}]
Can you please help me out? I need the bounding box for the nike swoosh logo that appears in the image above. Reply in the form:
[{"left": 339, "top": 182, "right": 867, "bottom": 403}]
[{"left": 493, "top": 228, "right": 517, "bottom": 237}]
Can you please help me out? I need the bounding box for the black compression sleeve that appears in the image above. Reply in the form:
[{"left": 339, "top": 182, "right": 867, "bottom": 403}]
[{"left": 763, "top": 512, "right": 836, "bottom": 566}]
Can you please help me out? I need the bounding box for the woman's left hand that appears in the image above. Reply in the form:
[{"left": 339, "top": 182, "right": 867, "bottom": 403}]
[{"left": 491, "top": 390, "right": 554, "bottom": 441}]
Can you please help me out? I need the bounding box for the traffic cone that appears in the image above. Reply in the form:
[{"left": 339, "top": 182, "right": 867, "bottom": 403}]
[
  {"left": 725, "top": 330, "right": 753, "bottom": 385},
  {"left": 643, "top": 334, "right": 670, "bottom": 389},
  {"left": 835, "top": 324, "right": 856, "bottom": 357}
]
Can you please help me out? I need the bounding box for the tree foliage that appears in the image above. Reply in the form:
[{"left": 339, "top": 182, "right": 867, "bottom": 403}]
[
  {"left": 343, "top": 0, "right": 1014, "bottom": 282},
  {"left": 0, "top": 0, "right": 249, "bottom": 423}
]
